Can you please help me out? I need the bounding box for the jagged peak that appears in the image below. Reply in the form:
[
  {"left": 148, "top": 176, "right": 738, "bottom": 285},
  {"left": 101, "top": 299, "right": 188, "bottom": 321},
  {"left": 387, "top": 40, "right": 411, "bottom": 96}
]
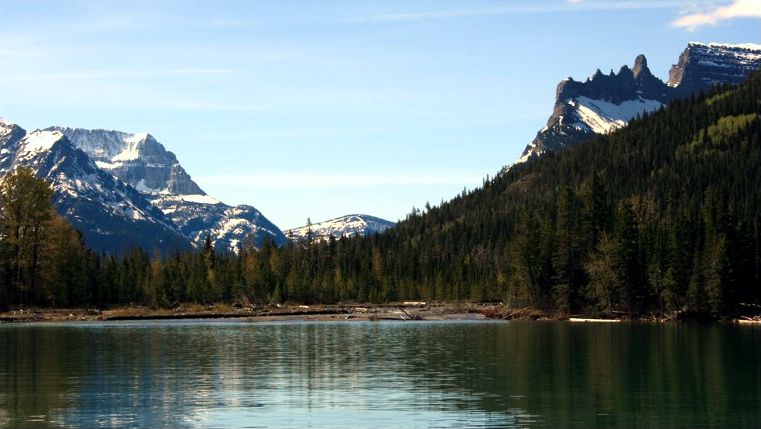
[
  {"left": 633, "top": 54, "right": 650, "bottom": 79},
  {"left": 124, "top": 131, "right": 152, "bottom": 143}
]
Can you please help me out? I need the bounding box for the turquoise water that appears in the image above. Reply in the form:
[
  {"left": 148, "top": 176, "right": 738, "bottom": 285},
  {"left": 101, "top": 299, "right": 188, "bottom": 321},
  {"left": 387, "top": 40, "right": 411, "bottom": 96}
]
[{"left": 0, "top": 321, "right": 759, "bottom": 428}]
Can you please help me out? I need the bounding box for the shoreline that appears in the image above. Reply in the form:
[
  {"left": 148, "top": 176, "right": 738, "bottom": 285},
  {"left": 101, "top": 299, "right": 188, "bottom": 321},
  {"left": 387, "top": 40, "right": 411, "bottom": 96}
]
[
  {"left": 0, "top": 303, "right": 541, "bottom": 323},
  {"left": 0, "top": 303, "right": 757, "bottom": 324}
]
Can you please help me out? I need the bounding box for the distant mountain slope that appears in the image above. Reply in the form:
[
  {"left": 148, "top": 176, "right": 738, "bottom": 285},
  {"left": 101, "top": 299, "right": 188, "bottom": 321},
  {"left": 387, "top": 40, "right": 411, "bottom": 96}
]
[
  {"left": 286, "top": 214, "right": 395, "bottom": 242},
  {"left": 46, "top": 127, "right": 288, "bottom": 251},
  {"left": 153, "top": 195, "right": 286, "bottom": 250},
  {"left": 518, "top": 42, "right": 761, "bottom": 163},
  {"left": 0, "top": 121, "right": 191, "bottom": 253}
]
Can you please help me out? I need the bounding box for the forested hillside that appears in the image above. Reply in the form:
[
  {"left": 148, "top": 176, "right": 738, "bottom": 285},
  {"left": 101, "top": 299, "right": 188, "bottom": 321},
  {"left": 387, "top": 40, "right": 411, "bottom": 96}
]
[
  {"left": 2, "top": 73, "right": 760, "bottom": 320},
  {"left": 274, "top": 72, "right": 761, "bottom": 319}
]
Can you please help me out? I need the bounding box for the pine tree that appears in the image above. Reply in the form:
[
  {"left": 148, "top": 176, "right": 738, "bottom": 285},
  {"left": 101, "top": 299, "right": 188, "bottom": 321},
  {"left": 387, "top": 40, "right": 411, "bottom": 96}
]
[{"left": 0, "top": 168, "right": 55, "bottom": 304}]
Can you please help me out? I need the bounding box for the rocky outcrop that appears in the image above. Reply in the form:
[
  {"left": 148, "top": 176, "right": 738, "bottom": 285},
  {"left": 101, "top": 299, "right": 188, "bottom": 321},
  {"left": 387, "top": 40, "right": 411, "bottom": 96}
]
[
  {"left": 517, "top": 42, "right": 761, "bottom": 164},
  {"left": 519, "top": 54, "right": 668, "bottom": 162},
  {"left": 669, "top": 42, "right": 761, "bottom": 96}
]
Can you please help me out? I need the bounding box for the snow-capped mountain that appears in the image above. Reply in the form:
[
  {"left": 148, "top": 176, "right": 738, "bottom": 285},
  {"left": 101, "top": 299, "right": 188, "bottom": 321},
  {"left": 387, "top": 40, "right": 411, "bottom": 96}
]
[
  {"left": 151, "top": 194, "right": 286, "bottom": 251},
  {"left": 518, "top": 42, "right": 761, "bottom": 163},
  {"left": 285, "top": 214, "right": 396, "bottom": 242},
  {"left": 0, "top": 120, "right": 192, "bottom": 253},
  {"left": 669, "top": 42, "right": 761, "bottom": 95},
  {"left": 47, "top": 127, "right": 288, "bottom": 252},
  {"left": 46, "top": 127, "right": 203, "bottom": 195}
]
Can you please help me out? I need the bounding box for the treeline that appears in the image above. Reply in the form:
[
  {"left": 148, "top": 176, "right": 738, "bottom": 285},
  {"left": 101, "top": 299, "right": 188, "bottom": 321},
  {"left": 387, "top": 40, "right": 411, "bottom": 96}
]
[
  {"left": 2, "top": 73, "right": 761, "bottom": 319},
  {"left": 272, "top": 73, "right": 761, "bottom": 319}
]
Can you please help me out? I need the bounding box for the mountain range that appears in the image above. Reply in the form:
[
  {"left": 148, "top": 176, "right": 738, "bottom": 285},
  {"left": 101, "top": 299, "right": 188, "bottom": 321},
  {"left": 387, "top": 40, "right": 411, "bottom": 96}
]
[
  {"left": 518, "top": 42, "right": 761, "bottom": 163},
  {"left": 0, "top": 121, "right": 287, "bottom": 254},
  {"left": 1, "top": 41, "right": 758, "bottom": 255},
  {"left": 46, "top": 127, "right": 289, "bottom": 252}
]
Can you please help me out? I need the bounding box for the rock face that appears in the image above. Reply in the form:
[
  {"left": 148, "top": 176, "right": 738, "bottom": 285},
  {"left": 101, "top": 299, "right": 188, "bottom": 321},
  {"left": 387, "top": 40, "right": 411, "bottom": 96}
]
[
  {"left": 517, "top": 42, "right": 761, "bottom": 163},
  {"left": 285, "top": 214, "right": 395, "bottom": 242},
  {"left": 0, "top": 121, "right": 192, "bottom": 254},
  {"left": 46, "top": 127, "right": 288, "bottom": 252},
  {"left": 669, "top": 42, "right": 761, "bottom": 96},
  {"left": 46, "top": 127, "right": 204, "bottom": 195}
]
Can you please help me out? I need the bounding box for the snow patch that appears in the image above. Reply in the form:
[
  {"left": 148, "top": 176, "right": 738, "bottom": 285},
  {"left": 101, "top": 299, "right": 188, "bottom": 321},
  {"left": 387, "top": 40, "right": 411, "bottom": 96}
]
[
  {"left": 125, "top": 132, "right": 149, "bottom": 144},
  {"left": 689, "top": 42, "right": 761, "bottom": 63},
  {"left": 570, "top": 96, "right": 662, "bottom": 134},
  {"left": 135, "top": 179, "right": 164, "bottom": 194},
  {"left": 112, "top": 146, "right": 141, "bottom": 162},
  {"left": 180, "top": 194, "right": 221, "bottom": 205},
  {"left": 286, "top": 214, "right": 395, "bottom": 241},
  {"left": 21, "top": 131, "right": 63, "bottom": 154},
  {"left": 95, "top": 160, "right": 116, "bottom": 170},
  {"left": 692, "top": 42, "right": 761, "bottom": 52}
]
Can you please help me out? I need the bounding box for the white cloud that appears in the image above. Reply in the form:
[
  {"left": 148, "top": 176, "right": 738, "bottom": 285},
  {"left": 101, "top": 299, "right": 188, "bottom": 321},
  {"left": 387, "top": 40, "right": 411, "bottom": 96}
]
[{"left": 671, "top": 0, "right": 761, "bottom": 30}]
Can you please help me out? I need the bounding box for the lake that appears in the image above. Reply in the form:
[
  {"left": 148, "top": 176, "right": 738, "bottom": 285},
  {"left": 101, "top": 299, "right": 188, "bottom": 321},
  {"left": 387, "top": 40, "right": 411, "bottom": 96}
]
[{"left": 0, "top": 320, "right": 759, "bottom": 428}]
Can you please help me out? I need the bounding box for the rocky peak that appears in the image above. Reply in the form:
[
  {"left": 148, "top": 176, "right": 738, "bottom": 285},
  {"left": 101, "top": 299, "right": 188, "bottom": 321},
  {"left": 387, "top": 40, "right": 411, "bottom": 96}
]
[
  {"left": 47, "top": 126, "right": 204, "bottom": 195},
  {"left": 44, "top": 124, "right": 287, "bottom": 252},
  {"left": 0, "top": 120, "right": 26, "bottom": 165},
  {"left": 668, "top": 42, "right": 761, "bottom": 95},
  {"left": 554, "top": 56, "right": 667, "bottom": 106},
  {"left": 516, "top": 42, "right": 761, "bottom": 165},
  {"left": 632, "top": 54, "right": 651, "bottom": 79},
  {"left": 618, "top": 65, "right": 633, "bottom": 79}
]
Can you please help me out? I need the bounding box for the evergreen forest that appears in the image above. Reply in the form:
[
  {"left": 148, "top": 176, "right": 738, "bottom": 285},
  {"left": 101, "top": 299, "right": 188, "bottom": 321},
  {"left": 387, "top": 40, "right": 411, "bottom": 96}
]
[{"left": 2, "top": 72, "right": 761, "bottom": 320}]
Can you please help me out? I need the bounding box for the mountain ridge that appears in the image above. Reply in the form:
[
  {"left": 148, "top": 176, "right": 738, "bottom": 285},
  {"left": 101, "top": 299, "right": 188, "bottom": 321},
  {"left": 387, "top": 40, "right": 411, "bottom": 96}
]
[
  {"left": 286, "top": 214, "right": 396, "bottom": 242},
  {"left": 517, "top": 41, "right": 761, "bottom": 163},
  {"left": 45, "top": 126, "right": 288, "bottom": 252},
  {"left": 1, "top": 120, "right": 287, "bottom": 253}
]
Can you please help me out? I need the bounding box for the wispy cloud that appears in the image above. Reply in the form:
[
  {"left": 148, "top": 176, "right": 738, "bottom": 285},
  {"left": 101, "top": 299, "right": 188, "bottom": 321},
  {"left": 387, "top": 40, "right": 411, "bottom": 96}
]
[
  {"left": 0, "top": 68, "right": 233, "bottom": 83},
  {"left": 348, "top": 1, "right": 692, "bottom": 23},
  {"left": 196, "top": 171, "right": 484, "bottom": 189},
  {"left": 671, "top": 0, "right": 761, "bottom": 30}
]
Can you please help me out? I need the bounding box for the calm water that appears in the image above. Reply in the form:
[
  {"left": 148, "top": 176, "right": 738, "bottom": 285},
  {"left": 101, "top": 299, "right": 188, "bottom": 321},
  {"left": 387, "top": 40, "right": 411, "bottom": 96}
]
[{"left": 0, "top": 321, "right": 759, "bottom": 428}]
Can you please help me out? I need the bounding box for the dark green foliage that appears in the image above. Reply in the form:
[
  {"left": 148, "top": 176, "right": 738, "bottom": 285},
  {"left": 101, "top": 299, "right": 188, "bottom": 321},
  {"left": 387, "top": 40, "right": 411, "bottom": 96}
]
[{"left": 1, "top": 73, "right": 760, "bottom": 320}]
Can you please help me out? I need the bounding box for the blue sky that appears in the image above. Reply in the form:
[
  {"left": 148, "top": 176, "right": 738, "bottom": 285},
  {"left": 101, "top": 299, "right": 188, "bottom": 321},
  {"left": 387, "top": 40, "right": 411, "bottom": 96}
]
[{"left": 0, "top": 0, "right": 759, "bottom": 229}]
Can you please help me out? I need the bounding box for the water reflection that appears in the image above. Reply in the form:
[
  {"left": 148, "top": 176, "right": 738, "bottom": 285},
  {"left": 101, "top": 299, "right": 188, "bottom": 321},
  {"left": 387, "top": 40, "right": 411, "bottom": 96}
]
[{"left": 0, "top": 321, "right": 759, "bottom": 428}]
